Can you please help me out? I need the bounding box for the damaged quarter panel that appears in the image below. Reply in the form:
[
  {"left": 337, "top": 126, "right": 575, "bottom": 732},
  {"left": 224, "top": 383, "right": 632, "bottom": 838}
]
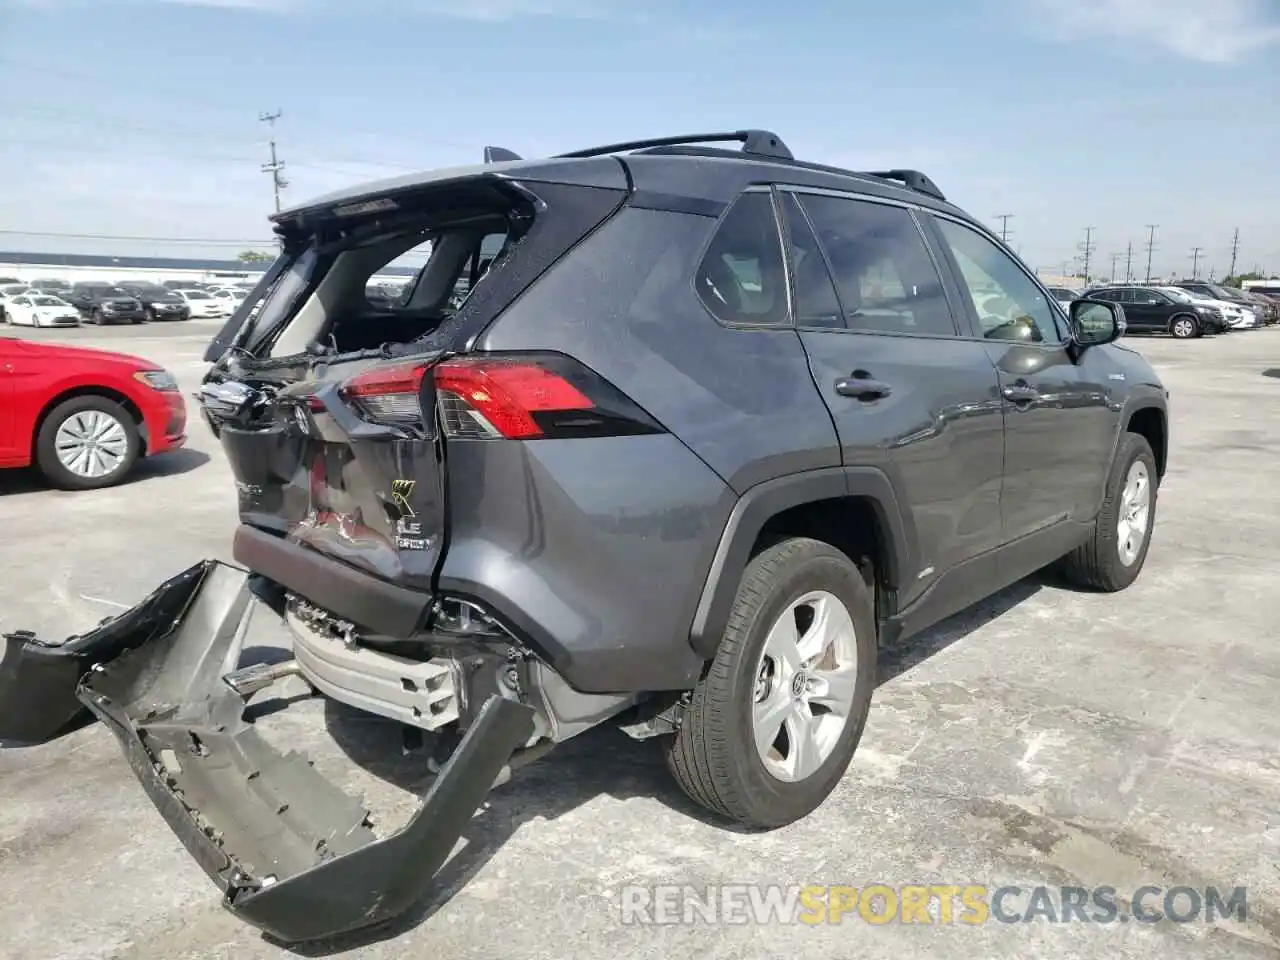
[{"left": 438, "top": 435, "right": 733, "bottom": 694}]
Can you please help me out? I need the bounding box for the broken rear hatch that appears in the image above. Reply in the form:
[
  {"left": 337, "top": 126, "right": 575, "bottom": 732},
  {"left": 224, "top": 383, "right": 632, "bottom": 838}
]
[
  {"left": 0, "top": 157, "right": 630, "bottom": 941},
  {"left": 198, "top": 163, "right": 629, "bottom": 630}
]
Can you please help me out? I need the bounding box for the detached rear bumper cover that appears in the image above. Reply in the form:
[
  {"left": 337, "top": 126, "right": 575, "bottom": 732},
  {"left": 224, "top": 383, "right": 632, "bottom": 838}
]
[{"left": 0, "top": 560, "right": 534, "bottom": 943}]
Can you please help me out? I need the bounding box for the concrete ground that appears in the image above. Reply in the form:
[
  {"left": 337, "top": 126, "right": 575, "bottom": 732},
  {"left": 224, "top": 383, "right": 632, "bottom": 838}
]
[{"left": 1, "top": 320, "right": 1278, "bottom": 959}]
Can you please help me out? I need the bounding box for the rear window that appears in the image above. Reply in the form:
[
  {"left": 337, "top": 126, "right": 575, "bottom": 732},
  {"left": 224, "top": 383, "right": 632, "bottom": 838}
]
[{"left": 243, "top": 191, "right": 530, "bottom": 357}]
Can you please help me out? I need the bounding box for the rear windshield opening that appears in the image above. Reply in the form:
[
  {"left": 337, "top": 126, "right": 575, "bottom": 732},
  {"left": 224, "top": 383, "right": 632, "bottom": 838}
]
[{"left": 250, "top": 191, "right": 531, "bottom": 360}]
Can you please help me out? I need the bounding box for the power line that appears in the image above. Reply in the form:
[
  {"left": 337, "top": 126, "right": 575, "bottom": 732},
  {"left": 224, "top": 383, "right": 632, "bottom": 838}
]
[
  {"left": 3, "top": 100, "right": 450, "bottom": 173},
  {"left": 1077, "top": 227, "right": 1096, "bottom": 283},
  {"left": 1144, "top": 224, "right": 1158, "bottom": 283},
  {"left": 994, "top": 213, "right": 1013, "bottom": 243},
  {"left": 1189, "top": 246, "right": 1204, "bottom": 279},
  {"left": 260, "top": 110, "right": 288, "bottom": 215},
  {"left": 1228, "top": 227, "right": 1240, "bottom": 279},
  {"left": 1125, "top": 241, "right": 1134, "bottom": 283}
]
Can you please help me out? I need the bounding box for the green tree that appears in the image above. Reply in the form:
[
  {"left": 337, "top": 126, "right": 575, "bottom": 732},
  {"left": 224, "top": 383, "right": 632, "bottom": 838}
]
[
  {"left": 237, "top": 249, "right": 274, "bottom": 263},
  {"left": 1223, "top": 271, "right": 1267, "bottom": 287}
]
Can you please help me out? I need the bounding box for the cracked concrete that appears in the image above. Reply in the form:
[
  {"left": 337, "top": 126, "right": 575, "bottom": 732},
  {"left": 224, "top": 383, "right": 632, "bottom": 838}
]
[{"left": 1, "top": 322, "right": 1278, "bottom": 959}]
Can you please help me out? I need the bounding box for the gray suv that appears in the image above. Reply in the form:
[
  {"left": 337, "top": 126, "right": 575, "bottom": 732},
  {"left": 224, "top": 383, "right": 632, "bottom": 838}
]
[{"left": 0, "top": 130, "right": 1168, "bottom": 942}]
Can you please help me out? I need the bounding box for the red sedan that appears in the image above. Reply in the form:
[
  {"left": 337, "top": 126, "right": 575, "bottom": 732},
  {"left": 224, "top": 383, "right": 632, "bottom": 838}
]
[{"left": 0, "top": 336, "right": 187, "bottom": 490}]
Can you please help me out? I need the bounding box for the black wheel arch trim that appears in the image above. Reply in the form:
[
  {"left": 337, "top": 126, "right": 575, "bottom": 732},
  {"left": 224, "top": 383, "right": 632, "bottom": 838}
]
[
  {"left": 687, "top": 466, "right": 915, "bottom": 660},
  {"left": 1115, "top": 390, "right": 1168, "bottom": 475}
]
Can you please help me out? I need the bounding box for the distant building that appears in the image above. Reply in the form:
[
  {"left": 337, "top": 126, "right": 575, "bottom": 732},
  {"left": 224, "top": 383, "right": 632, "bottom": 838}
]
[{"left": 0, "top": 250, "right": 418, "bottom": 285}]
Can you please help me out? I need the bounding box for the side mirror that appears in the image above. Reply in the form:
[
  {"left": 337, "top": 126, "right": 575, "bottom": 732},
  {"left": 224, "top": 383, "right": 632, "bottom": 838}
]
[{"left": 1069, "top": 298, "right": 1124, "bottom": 348}]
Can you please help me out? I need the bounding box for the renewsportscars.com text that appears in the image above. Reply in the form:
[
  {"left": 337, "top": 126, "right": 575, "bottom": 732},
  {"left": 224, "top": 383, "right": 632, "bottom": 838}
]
[{"left": 619, "top": 883, "right": 1248, "bottom": 926}]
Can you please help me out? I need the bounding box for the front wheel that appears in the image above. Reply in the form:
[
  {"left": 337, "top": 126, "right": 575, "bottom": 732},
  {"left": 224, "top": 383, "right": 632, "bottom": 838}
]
[
  {"left": 1060, "top": 433, "right": 1157, "bottom": 592},
  {"left": 35, "top": 396, "right": 141, "bottom": 490},
  {"left": 665, "top": 537, "right": 877, "bottom": 829},
  {"left": 1170, "top": 315, "right": 1199, "bottom": 339}
]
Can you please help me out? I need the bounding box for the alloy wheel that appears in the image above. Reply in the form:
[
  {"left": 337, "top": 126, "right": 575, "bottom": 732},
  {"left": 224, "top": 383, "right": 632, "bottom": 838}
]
[
  {"left": 1117, "top": 460, "right": 1151, "bottom": 566},
  {"left": 752, "top": 590, "right": 858, "bottom": 783}
]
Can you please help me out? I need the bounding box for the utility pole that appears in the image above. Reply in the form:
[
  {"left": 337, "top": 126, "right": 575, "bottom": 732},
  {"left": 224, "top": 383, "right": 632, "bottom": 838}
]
[
  {"left": 1109, "top": 252, "right": 1122, "bottom": 282},
  {"left": 1125, "top": 241, "right": 1134, "bottom": 283},
  {"left": 259, "top": 110, "right": 288, "bottom": 215},
  {"left": 1144, "top": 224, "right": 1158, "bottom": 283},
  {"left": 1190, "top": 246, "right": 1204, "bottom": 279},
  {"left": 1078, "top": 227, "right": 1096, "bottom": 284},
  {"left": 1228, "top": 227, "right": 1240, "bottom": 280},
  {"left": 994, "top": 213, "right": 1014, "bottom": 243}
]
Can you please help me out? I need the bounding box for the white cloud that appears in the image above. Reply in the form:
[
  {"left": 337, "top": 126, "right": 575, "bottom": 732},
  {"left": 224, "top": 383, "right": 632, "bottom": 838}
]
[{"left": 1022, "top": 0, "right": 1280, "bottom": 62}]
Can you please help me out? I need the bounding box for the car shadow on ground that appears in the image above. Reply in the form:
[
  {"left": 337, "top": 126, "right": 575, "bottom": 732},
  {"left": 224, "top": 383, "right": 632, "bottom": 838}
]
[
  {"left": 0, "top": 448, "right": 209, "bottom": 496},
  {"left": 276, "top": 573, "right": 1049, "bottom": 956}
]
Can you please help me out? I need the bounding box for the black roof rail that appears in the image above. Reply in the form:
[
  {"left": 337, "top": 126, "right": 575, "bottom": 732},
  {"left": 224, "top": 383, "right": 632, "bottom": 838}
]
[
  {"left": 555, "top": 130, "right": 793, "bottom": 161},
  {"left": 863, "top": 169, "right": 946, "bottom": 203},
  {"left": 483, "top": 146, "right": 523, "bottom": 163}
]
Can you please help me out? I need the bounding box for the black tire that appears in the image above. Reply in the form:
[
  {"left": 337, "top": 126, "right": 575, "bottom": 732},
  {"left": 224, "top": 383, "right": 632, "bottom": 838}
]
[
  {"left": 665, "top": 537, "right": 877, "bottom": 829},
  {"left": 35, "top": 395, "right": 141, "bottom": 491},
  {"left": 1060, "top": 433, "right": 1157, "bottom": 592},
  {"left": 91, "top": 308, "right": 104, "bottom": 325},
  {"left": 1169, "top": 314, "right": 1198, "bottom": 339}
]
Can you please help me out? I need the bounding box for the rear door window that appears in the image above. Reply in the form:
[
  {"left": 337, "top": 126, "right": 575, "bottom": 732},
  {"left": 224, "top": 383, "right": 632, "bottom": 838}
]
[
  {"left": 695, "top": 191, "right": 788, "bottom": 326},
  {"left": 795, "top": 193, "right": 956, "bottom": 336}
]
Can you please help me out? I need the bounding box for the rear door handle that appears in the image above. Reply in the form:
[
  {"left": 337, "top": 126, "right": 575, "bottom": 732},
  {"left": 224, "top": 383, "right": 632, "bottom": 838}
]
[
  {"left": 835, "top": 376, "right": 892, "bottom": 400},
  {"left": 1002, "top": 381, "right": 1039, "bottom": 403}
]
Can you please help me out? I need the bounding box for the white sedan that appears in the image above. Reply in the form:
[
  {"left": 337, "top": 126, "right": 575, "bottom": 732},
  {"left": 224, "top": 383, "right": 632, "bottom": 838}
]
[
  {"left": 0, "top": 283, "right": 34, "bottom": 321},
  {"left": 208, "top": 287, "right": 246, "bottom": 311},
  {"left": 1157, "top": 287, "right": 1256, "bottom": 329},
  {"left": 5, "top": 293, "right": 81, "bottom": 327},
  {"left": 172, "top": 289, "right": 228, "bottom": 318}
]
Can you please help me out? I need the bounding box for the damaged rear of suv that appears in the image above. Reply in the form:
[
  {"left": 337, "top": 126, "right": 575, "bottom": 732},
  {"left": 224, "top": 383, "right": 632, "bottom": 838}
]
[{"left": 0, "top": 129, "right": 1165, "bottom": 943}]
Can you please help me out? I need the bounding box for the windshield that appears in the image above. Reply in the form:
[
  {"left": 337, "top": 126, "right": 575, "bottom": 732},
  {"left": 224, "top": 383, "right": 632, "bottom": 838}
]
[
  {"left": 1160, "top": 287, "right": 1194, "bottom": 302},
  {"left": 184, "top": 291, "right": 211, "bottom": 299},
  {"left": 2, "top": 285, "right": 29, "bottom": 295},
  {"left": 32, "top": 296, "right": 65, "bottom": 306},
  {"left": 1208, "top": 284, "right": 1245, "bottom": 300}
]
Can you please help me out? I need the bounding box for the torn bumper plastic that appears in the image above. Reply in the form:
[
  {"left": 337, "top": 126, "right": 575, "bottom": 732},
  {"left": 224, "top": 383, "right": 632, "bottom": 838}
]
[{"left": 0, "top": 559, "right": 535, "bottom": 943}]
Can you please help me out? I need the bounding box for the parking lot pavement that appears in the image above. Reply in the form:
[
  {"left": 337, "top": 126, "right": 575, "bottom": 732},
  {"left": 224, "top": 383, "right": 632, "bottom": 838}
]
[{"left": 2, "top": 325, "right": 1279, "bottom": 960}]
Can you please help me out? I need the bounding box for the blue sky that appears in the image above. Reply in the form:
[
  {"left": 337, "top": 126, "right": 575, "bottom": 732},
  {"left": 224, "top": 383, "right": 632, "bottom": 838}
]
[{"left": 2, "top": 0, "right": 1278, "bottom": 279}]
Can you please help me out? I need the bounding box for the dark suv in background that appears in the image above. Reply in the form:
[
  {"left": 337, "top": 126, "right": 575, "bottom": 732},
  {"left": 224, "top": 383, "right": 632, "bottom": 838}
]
[
  {"left": 117, "top": 281, "right": 192, "bottom": 321},
  {"left": 3, "top": 130, "right": 1169, "bottom": 942},
  {"left": 1087, "top": 284, "right": 1226, "bottom": 337},
  {"left": 65, "top": 283, "right": 146, "bottom": 324}
]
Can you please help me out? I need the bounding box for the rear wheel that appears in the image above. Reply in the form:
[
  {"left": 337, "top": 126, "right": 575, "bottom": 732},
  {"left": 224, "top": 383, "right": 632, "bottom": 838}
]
[
  {"left": 1170, "top": 314, "right": 1198, "bottom": 339},
  {"left": 665, "top": 537, "right": 877, "bottom": 829},
  {"left": 35, "top": 396, "right": 141, "bottom": 490},
  {"left": 1060, "top": 433, "right": 1157, "bottom": 592}
]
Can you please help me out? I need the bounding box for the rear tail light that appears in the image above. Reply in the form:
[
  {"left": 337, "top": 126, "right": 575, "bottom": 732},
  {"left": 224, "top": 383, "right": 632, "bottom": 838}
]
[
  {"left": 433, "top": 358, "right": 593, "bottom": 439},
  {"left": 338, "top": 361, "right": 429, "bottom": 427},
  {"left": 336, "top": 352, "right": 664, "bottom": 440},
  {"left": 433, "top": 354, "right": 664, "bottom": 440}
]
